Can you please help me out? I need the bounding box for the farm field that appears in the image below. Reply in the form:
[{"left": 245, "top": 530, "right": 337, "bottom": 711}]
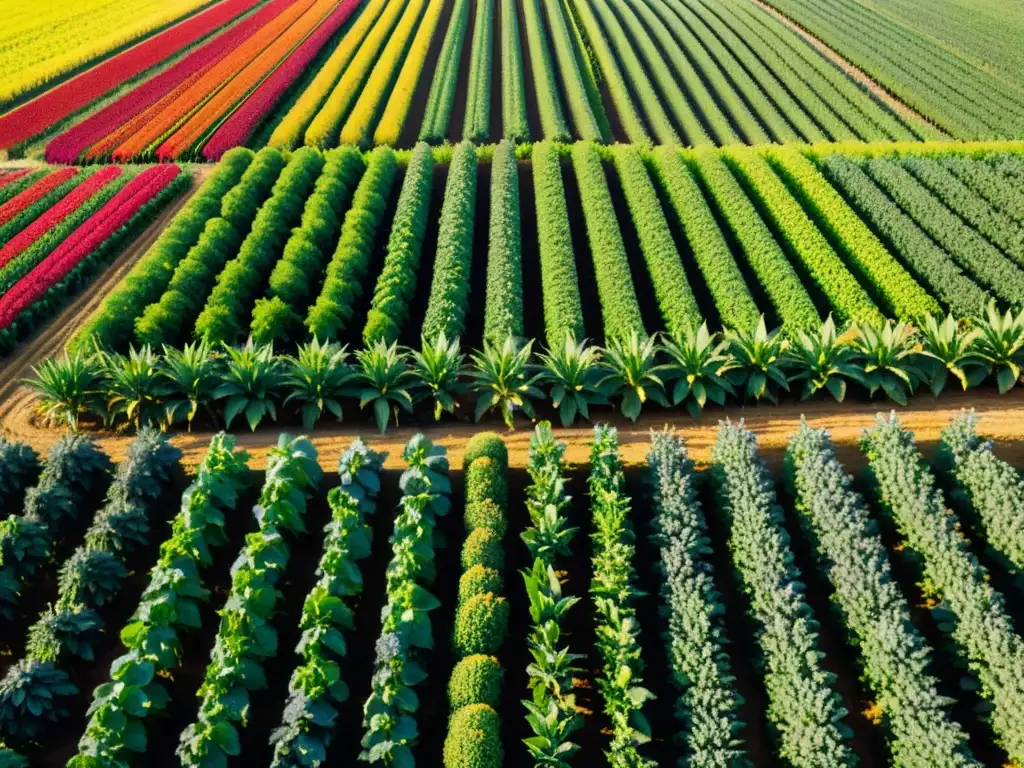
[
  {"left": 3, "top": 0, "right": 1024, "bottom": 766},
  {"left": 2, "top": 415, "right": 1024, "bottom": 768}
]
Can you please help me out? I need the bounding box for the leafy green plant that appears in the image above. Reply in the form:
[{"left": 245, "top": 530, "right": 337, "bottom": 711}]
[
  {"left": 660, "top": 323, "right": 735, "bottom": 418},
  {"left": 56, "top": 549, "right": 126, "bottom": 608},
  {"left": 284, "top": 337, "right": 353, "bottom": 430},
  {"left": 468, "top": 336, "right": 543, "bottom": 428},
  {"left": 25, "top": 606, "right": 102, "bottom": 663},
  {"left": 918, "top": 313, "right": 984, "bottom": 397},
  {"left": 24, "top": 351, "right": 103, "bottom": 432},
  {"left": 972, "top": 300, "right": 1024, "bottom": 394},
  {"left": 213, "top": 339, "right": 286, "bottom": 431},
  {"left": 0, "top": 660, "right": 77, "bottom": 739},
  {"left": 851, "top": 319, "right": 926, "bottom": 405},
  {"left": 726, "top": 316, "right": 790, "bottom": 404},
  {"left": 97, "top": 345, "right": 170, "bottom": 430},
  {"left": 598, "top": 331, "right": 669, "bottom": 422},
  {"left": 160, "top": 340, "right": 218, "bottom": 429},
  {"left": 352, "top": 339, "right": 415, "bottom": 434},
  {"left": 537, "top": 334, "right": 608, "bottom": 427},
  {"left": 449, "top": 655, "right": 504, "bottom": 711},
  {"left": 785, "top": 315, "right": 864, "bottom": 402},
  {"left": 410, "top": 332, "right": 466, "bottom": 420}
]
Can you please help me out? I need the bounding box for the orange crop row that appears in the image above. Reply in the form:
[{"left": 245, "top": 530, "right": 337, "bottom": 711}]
[
  {"left": 110, "top": 0, "right": 318, "bottom": 161},
  {"left": 157, "top": 0, "right": 339, "bottom": 160}
]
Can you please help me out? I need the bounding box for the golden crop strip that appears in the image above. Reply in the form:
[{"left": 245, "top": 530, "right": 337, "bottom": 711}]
[
  {"left": 0, "top": 0, "right": 214, "bottom": 108},
  {"left": 266, "top": 0, "right": 389, "bottom": 150},
  {"left": 304, "top": 0, "right": 411, "bottom": 148},
  {"left": 373, "top": 0, "right": 446, "bottom": 146},
  {"left": 340, "top": 0, "right": 437, "bottom": 148}
]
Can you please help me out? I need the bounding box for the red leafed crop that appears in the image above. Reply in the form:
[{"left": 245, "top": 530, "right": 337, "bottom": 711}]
[
  {"left": 0, "top": 170, "right": 30, "bottom": 190},
  {"left": 0, "top": 165, "right": 180, "bottom": 331},
  {"left": 0, "top": 167, "right": 122, "bottom": 270},
  {"left": 0, "top": 0, "right": 258, "bottom": 152},
  {"left": 0, "top": 169, "right": 78, "bottom": 226},
  {"left": 202, "top": 0, "right": 362, "bottom": 160},
  {"left": 45, "top": 0, "right": 300, "bottom": 164}
]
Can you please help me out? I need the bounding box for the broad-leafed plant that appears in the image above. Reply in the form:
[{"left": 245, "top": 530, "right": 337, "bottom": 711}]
[
  {"left": 972, "top": 300, "right": 1024, "bottom": 394},
  {"left": 96, "top": 344, "right": 170, "bottom": 430},
  {"left": 26, "top": 606, "right": 103, "bottom": 663},
  {"left": 284, "top": 337, "right": 353, "bottom": 430},
  {"left": 24, "top": 351, "right": 103, "bottom": 432},
  {"left": 352, "top": 339, "right": 415, "bottom": 434},
  {"left": 661, "top": 323, "right": 736, "bottom": 418},
  {"left": 725, "top": 316, "right": 790, "bottom": 404},
  {"left": 785, "top": 315, "right": 864, "bottom": 402},
  {"left": 851, "top": 319, "right": 926, "bottom": 406},
  {"left": 0, "top": 660, "right": 77, "bottom": 739},
  {"left": 409, "top": 331, "right": 466, "bottom": 420},
  {"left": 598, "top": 332, "right": 670, "bottom": 422},
  {"left": 213, "top": 339, "right": 286, "bottom": 431},
  {"left": 468, "top": 336, "right": 543, "bottom": 428},
  {"left": 160, "top": 339, "right": 218, "bottom": 430},
  {"left": 918, "top": 313, "right": 984, "bottom": 397},
  {"left": 537, "top": 334, "right": 609, "bottom": 427}
]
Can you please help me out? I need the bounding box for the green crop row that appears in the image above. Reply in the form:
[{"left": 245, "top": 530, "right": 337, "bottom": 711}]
[
  {"left": 500, "top": 0, "right": 529, "bottom": 142},
  {"left": 419, "top": 0, "right": 470, "bottom": 144},
  {"left": 483, "top": 140, "right": 524, "bottom": 343},
  {"left": 520, "top": 0, "right": 570, "bottom": 141},
  {"left": 462, "top": 0, "right": 494, "bottom": 143}
]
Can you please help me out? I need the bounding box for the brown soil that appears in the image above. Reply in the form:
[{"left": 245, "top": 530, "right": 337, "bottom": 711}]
[
  {"left": 748, "top": 0, "right": 945, "bottom": 135},
  {"left": 3, "top": 384, "right": 1024, "bottom": 473},
  {"left": 0, "top": 167, "right": 204, "bottom": 405}
]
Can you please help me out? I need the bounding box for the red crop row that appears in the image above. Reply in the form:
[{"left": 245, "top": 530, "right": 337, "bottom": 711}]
[
  {"left": 202, "top": 0, "right": 362, "bottom": 160},
  {"left": 0, "top": 167, "right": 123, "bottom": 271},
  {"left": 157, "top": 0, "right": 338, "bottom": 160},
  {"left": 0, "top": 169, "right": 78, "bottom": 227},
  {"left": 0, "top": 165, "right": 180, "bottom": 332},
  {"left": 0, "top": 170, "right": 30, "bottom": 190},
  {"left": 45, "top": 0, "right": 300, "bottom": 164},
  {"left": 0, "top": 0, "right": 257, "bottom": 152},
  {"left": 112, "top": 0, "right": 316, "bottom": 161}
]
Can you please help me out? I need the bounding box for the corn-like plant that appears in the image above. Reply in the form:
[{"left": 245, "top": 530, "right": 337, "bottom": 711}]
[
  {"left": 468, "top": 336, "right": 543, "bottom": 428},
  {"left": 160, "top": 340, "right": 218, "bottom": 430},
  {"left": 918, "top": 313, "right": 984, "bottom": 397},
  {"left": 97, "top": 345, "right": 170, "bottom": 430},
  {"left": 661, "top": 323, "right": 736, "bottom": 418},
  {"left": 537, "top": 334, "right": 609, "bottom": 427},
  {"left": 725, "top": 316, "right": 790, "bottom": 404},
  {"left": 213, "top": 339, "right": 286, "bottom": 431},
  {"left": 24, "top": 352, "right": 104, "bottom": 432},
  {"left": 409, "top": 332, "right": 466, "bottom": 420},
  {"left": 352, "top": 339, "right": 415, "bottom": 434},
  {"left": 785, "top": 315, "right": 864, "bottom": 403},
  {"left": 972, "top": 300, "right": 1024, "bottom": 394},
  {"left": 851, "top": 319, "right": 926, "bottom": 406},
  {"left": 284, "top": 337, "right": 353, "bottom": 430},
  {"left": 599, "top": 331, "right": 670, "bottom": 422}
]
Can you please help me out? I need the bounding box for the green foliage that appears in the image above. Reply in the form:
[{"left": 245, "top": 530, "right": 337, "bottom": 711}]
[
  {"left": 449, "top": 656, "right": 504, "bottom": 711},
  {"left": 353, "top": 339, "right": 415, "bottom": 434},
  {"left": 712, "top": 423, "right": 854, "bottom": 766},
  {"left": 918, "top": 314, "right": 985, "bottom": 397},
  {"left": 572, "top": 142, "right": 645, "bottom": 341},
  {"left": 468, "top": 336, "right": 543, "bottom": 428},
  {"left": 410, "top": 332, "right": 466, "bottom": 421},
  {"left": 785, "top": 315, "right": 865, "bottom": 402},
  {"left": 599, "top": 332, "right": 669, "bottom": 422},
  {"left": 213, "top": 339, "right": 286, "bottom": 431},
  {"left": 537, "top": 334, "right": 608, "bottom": 428},
  {"left": 454, "top": 593, "right": 509, "bottom": 657},
  {"left": 519, "top": 0, "right": 570, "bottom": 140},
  {"left": 661, "top": 322, "right": 736, "bottom": 419},
  {"left": 0, "top": 440, "right": 38, "bottom": 511},
  {"left": 443, "top": 704, "right": 503, "bottom": 768},
  {"left": 499, "top": 0, "right": 529, "bottom": 141},
  {"left": 160, "top": 339, "right": 218, "bottom": 429},
  {"left": 97, "top": 344, "right": 170, "bottom": 430},
  {"left": 851, "top": 318, "right": 926, "bottom": 405},
  {"left": 726, "top": 316, "right": 791, "bottom": 404},
  {"left": 284, "top": 337, "right": 354, "bottom": 430},
  {"left": 459, "top": 565, "right": 503, "bottom": 603},
  {"left": 419, "top": 0, "right": 471, "bottom": 143},
  {"left": 971, "top": 300, "right": 1024, "bottom": 394},
  {"left": 461, "top": 528, "right": 504, "bottom": 572},
  {"left": 462, "top": 0, "right": 493, "bottom": 142},
  {"left": 0, "top": 660, "right": 77, "bottom": 740},
  {"left": 24, "top": 351, "right": 104, "bottom": 432},
  {"left": 423, "top": 141, "right": 477, "bottom": 341},
  {"left": 539, "top": 0, "right": 602, "bottom": 140},
  {"left": 306, "top": 147, "right": 398, "bottom": 342},
  {"left": 484, "top": 140, "right": 524, "bottom": 343},
  {"left": 363, "top": 143, "right": 434, "bottom": 345}
]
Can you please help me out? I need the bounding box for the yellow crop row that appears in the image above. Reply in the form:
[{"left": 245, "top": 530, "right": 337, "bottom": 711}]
[
  {"left": 304, "top": 0, "right": 410, "bottom": 148},
  {"left": 0, "top": 0, "right": 213, "bottom": 108},
  {"left": 372, "top": 0, "right": 447, "bottom": 146},
  {"left": 341, "top": 0, "right": 442, "bottom": 147},
  {"left": 267, "top": 0, "right": 389, "bottom": 150}
]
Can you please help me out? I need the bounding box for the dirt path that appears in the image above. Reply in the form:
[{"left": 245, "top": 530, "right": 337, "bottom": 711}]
[
  {"left": 0, "top": 168, "right": 202, "bottom": 405},
  {"left": 748, "top": 0, "right": 945, "bottom": 135},
  {"left": 3, "top": 383, "right": 1023, "bottom": 472}
]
